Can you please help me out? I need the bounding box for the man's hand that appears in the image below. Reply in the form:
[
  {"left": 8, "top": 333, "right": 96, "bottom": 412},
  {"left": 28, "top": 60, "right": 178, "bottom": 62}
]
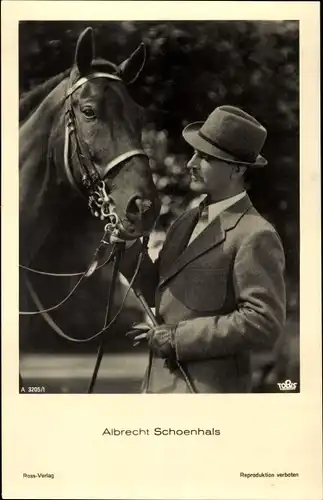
[
  {"left": 110, "top": 233, "right": 137, "bottom": 248},
  {"left": 126, "top": 322, "right": 151, "bottom": 345},
  {"left": 126, "top": 323, "right": 176, "bottom": 359}
]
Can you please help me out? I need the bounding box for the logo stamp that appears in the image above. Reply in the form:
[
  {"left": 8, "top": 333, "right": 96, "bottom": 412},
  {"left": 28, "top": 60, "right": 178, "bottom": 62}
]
[{"left": 277, "top": 379, "right": 298, "bottom": 391}]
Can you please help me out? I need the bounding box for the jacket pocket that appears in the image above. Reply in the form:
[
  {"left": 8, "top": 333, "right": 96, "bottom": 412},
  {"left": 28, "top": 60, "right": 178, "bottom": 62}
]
[{"left": 179, "top": 267, "right": 228, "bottom": 312}]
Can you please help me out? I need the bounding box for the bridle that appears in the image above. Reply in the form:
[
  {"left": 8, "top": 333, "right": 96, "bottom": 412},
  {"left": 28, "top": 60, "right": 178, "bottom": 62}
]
[
  {"left": 19, "top": 70, "right": 196, "bottom": 394},
  {"left": 63, "top": 70, "right": 148, "bottom": 227},
  {"left": 20, "top": 70, "right": 149, "bottom": 392}
]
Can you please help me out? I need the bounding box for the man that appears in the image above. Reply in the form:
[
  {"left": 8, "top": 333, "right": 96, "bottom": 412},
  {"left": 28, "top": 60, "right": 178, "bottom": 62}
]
[{"left": 119, "top": 105, "right": 286, "bottom": 393}]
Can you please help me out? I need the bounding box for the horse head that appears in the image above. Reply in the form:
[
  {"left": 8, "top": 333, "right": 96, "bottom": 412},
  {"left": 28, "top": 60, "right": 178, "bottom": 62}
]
[
  {"left": 20, "top": 28, "right": 161, "bottom": 266},
  {"left": 51, "top": 27, "right": 160, "bottom": 242}
]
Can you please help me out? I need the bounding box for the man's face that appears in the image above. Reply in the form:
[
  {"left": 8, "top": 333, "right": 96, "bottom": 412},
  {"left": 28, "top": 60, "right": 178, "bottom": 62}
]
[{"left": 187, "top": 150, "right": 234, "bottom": 200}]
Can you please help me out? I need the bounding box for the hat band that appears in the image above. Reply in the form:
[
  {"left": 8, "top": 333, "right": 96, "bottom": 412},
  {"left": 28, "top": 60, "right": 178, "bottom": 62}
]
[{"left": 198, "top": 130, "right": 256, "bottom": 163}]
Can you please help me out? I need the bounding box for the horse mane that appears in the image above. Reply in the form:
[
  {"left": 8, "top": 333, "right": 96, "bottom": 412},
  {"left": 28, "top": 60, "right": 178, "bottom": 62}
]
[{"left": 19, "top": 70, "right": 70, "bottom": 124}]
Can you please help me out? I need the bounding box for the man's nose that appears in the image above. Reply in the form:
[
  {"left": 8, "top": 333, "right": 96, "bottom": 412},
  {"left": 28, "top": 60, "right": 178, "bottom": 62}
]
[{"left": 187, "top": 153, "right": 199, "bottom": 169}]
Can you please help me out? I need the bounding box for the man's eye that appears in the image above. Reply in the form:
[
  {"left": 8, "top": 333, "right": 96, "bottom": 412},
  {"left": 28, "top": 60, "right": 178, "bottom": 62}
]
[
  {"left": 81, "top": 107, "right": 96, "bottom": 119},
  {"left": 194, "top": 150, "right": 207, "bottom": 161}
]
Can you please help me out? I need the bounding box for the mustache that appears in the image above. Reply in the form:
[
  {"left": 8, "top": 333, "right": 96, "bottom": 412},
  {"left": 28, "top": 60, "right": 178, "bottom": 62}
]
[{"left": 189, "top": 170, "right": 203, "bottom": 179}]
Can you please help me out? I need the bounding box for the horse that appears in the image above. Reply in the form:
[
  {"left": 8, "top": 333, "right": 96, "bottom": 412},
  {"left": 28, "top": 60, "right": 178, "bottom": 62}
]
[{"left": 19, "top": 27, "right": 161, "bottom": 392}]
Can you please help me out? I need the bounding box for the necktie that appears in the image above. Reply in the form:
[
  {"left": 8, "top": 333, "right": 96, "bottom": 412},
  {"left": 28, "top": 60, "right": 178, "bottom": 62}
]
[{"left": 188, "top": 206, "right": 209, "bottom": 246}]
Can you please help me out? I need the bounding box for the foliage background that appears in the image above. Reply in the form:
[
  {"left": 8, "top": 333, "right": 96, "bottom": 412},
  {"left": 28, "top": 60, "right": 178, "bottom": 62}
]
[{"left": 19, "top": 21, "right": 299, "bottom": 392}]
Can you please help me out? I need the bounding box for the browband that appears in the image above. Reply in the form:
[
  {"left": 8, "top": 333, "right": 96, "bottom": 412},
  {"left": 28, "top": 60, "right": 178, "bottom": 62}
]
[{"left": 65, "top": 72, "right": 123, "bottom": 99}]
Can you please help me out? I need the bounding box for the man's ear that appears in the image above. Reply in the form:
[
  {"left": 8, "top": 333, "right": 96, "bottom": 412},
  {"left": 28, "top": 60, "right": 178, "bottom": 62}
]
[
  {"left": 118, "top": 43, "right": 146, "bottom": 84},
  {"left": 74, "top": 27, "right": 95, "bottom": 75},
  {"left": 235, "top": 165, "right": 247, "bottom": 177},
  {"left": 230, "top": 165, "right": 247, "bottom": 179}
]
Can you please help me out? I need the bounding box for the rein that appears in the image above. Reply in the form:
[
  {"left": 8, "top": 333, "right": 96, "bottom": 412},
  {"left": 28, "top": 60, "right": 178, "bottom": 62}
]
[
  {"left": 19, "top": 233, "right": 148, "bottom": 394},
  {"left": 20, "top": 225, "right": 116, "bottom": 316},
  {"left": 19, "top": 232, "right": 146, "bottom": 342}
]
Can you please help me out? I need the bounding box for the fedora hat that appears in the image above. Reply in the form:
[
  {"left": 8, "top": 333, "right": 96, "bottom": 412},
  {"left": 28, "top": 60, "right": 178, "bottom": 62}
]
[{"left": 182, "top": 105, "right": 267, "bottom": 167}]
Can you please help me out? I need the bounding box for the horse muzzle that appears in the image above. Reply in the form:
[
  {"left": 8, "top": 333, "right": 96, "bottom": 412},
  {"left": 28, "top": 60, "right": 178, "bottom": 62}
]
[
  {"left": 98, "top": 194, "right": 157, "bottom": 243},
  {"left": 117, "top": 206, "right": 157, "bottom": 241}
]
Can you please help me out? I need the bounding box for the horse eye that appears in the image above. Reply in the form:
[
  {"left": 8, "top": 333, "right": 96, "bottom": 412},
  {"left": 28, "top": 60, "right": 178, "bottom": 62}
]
[{"left": 81, "top": 107, "right": 96, "bottom": 119}]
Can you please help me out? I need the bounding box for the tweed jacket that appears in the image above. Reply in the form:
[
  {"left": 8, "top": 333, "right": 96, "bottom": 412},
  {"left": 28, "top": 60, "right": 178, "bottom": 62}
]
[{"left": 120, "top": 195, "right": 286, "bottom": 393}]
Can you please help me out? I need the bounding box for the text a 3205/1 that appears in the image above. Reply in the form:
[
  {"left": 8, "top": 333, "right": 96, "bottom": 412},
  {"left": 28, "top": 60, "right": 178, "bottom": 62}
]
[{"left": 21, "top": 386, "right": 46, "bottom": 393}]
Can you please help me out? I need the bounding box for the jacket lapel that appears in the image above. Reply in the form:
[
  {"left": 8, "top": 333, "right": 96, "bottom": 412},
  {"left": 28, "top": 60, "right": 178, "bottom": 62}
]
[
  {"left": 169, "top": 207, "right": 201, "bottom": 258},
  {"left": 158, "top": 194, "right": 252, "bottom": 288}
]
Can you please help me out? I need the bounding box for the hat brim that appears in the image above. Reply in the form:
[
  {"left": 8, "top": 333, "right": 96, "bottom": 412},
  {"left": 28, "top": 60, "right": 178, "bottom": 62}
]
[{"left": 182, "top": 122, "right": 267, "bottom": 168}]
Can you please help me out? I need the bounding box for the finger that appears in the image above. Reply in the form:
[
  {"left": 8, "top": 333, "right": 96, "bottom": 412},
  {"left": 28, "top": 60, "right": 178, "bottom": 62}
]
[
  {"left": 126, "top": 329, "right": 146, "bottom": 338},
  {"left": 126, "top": 330, "right": 150, "bottom": 340},
  {"left": 134, "top": 333, "right": 148, "bottom": 341},
  {"left": 110, "top": 235, "right": 125, "bottom": 244},
  {"left": 126, "top": 330, "right": 137, "bottom": 338},
  {"left": 131, "top": 322, "right": 151, "bottom": 331}
]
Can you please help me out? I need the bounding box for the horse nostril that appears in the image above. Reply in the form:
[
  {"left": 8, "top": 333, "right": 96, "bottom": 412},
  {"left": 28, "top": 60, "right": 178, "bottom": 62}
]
[{"left": 126, "top": 196, "right": 153, "bottom": 222}]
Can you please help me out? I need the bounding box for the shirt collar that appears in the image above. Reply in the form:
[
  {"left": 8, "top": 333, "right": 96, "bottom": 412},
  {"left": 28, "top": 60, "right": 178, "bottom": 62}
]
[{"left": 201, "top": 191, "right": 247, "bottom": 223}]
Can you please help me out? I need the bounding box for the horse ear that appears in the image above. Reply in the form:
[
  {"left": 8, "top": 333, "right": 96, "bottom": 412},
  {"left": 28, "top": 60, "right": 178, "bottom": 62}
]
[
  {"left": 118, "top": 43, "right": 146, "bottom": 84},
  {"left": 75, "top": 27, "right": 95, "bottom": 75}
]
